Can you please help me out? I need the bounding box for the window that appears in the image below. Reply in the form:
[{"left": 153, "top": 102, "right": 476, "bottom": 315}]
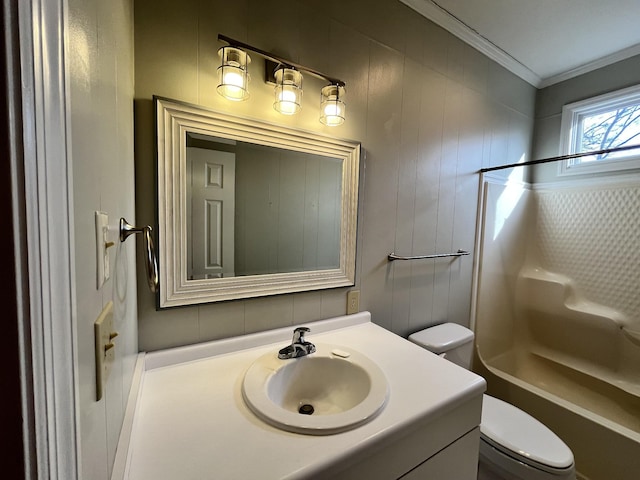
[{"left": 559, "top": 84, "right": 640, "bottom": 175}]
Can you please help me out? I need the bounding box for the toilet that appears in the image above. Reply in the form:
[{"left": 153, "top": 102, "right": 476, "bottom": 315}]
[{"left": 408, "top": 323, "right": 576, "bottom": 480}]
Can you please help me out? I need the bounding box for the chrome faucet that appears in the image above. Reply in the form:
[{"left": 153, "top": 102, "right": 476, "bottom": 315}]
[{"left": 278, "top": 327, "right": 316, "bottom": 359}]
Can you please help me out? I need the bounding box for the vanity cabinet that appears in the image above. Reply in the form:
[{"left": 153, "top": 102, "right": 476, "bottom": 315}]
[
  {"left": 399, "top": 429, "right": 480, "bottom": 480},
  {"left": 116, "top": 313, "right": 485, "bottom": 480},
  {"left": 329, "top": 396, "right": 481, "bottom": 480}
]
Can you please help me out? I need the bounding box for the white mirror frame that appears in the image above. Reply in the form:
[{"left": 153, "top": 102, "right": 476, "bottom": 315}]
[{"left": 155, "top": 97, "right": 360, "bottom": 308}]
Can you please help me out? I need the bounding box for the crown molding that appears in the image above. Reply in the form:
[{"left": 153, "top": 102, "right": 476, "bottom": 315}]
[
  {"left": 402, "top": 0, "right": 640, "bottom": 90},
  {"left": 539, "top": 43, "right": 640, "bottom": 88},
  {"left": 400, "top": 0, "right": 542, "bottom": 87}
]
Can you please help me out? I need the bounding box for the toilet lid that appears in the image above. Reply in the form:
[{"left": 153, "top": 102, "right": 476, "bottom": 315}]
[
  {"left": 480, "top": 394, "right": 574, "bottom": 470},
  {"left": 408, "top": 323, "right": 473, "bottom": 354}
]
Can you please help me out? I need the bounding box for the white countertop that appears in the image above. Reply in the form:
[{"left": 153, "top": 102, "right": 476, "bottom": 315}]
[{"left": 121, "top": 312, "right": 485, "bottom": 479}]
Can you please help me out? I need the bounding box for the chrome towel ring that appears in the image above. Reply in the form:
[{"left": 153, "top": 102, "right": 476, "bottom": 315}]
[{"left": 119, "top": 218, "right": 159, "bottom": 292}]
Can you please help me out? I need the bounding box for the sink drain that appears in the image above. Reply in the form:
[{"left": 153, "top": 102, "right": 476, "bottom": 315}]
[{"left": 298, "top": 404, "right": 315, "bottom": 415}]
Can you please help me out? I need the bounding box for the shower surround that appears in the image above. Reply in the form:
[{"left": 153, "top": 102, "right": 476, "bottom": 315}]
[{"left": 473, "top": 175, "right": 640, "bottom": 480}]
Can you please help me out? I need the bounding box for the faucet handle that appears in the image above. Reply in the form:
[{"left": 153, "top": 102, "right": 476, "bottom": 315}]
[{"left": 292, "top": 326, "right": 310, "bottom": 343}]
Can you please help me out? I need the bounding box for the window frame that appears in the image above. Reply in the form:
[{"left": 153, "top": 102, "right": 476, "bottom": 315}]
[{"left": 558, "top": 84, "right": 640, "bottom": 176}]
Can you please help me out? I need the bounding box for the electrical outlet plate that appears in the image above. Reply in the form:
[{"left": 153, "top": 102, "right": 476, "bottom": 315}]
[
  {"left": 95, "top": 211, "right": 110, "bottom": 289},
  {"left": 95, "top": 301, "right": 115, "bottom": 401},
  {"left": 347, "top": 290, "right": 360, "bottom": 315}
]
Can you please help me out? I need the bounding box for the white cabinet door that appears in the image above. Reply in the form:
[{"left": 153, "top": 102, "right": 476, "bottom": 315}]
[{"left": 399, "top": 428, "right": 480, "bottom": 480}]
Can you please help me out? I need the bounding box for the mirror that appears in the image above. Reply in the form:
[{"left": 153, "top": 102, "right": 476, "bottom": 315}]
[{"left": 155, "top": 97, "right": 360, "bottom": 307}]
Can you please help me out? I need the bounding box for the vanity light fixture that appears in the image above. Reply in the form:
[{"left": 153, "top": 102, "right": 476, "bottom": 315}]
[
  {"left": 320, "top": 83, "right": 346, "bottom": 126},
  {"left": 273, "top": 66, "right": 303, "bottom": 115},
  {"left": 217, "top": 46, "right": 251, "bottom": 101},
  {"left": 217, "top": 34, "right": 346, "bottom": 126}
]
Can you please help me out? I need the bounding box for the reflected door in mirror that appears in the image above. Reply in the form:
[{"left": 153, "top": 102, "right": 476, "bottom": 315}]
[{"left": 187, "top": 147, "right": 236, "bottom": 280}]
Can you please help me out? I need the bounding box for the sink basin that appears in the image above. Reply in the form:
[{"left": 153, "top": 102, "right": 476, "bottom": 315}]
[{"left": 242, "top": 343, "right": 389, "bottom": 434}]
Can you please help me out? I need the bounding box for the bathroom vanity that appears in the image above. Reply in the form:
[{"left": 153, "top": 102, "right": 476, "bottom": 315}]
[{"left": 113, "top": 312, "right": 485, "bottom": 479}]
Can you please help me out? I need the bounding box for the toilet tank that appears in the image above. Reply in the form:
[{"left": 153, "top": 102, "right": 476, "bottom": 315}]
[{"left": 408, "top": 323, "right": 474, "bottom": 369}]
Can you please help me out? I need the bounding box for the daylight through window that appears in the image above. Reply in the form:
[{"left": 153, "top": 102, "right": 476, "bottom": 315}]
[{"left": 559, "top": 84, "right": 640, "bottom": 175}]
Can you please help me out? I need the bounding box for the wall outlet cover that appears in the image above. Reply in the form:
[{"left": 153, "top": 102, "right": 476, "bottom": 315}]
[{"left": 347, "top": 290, "right": 360, "bottom": 315}]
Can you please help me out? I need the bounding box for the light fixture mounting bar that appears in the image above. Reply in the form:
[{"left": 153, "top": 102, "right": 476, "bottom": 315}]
[{"left": 217, "top": 34, "right": 345, "bottom": 87}]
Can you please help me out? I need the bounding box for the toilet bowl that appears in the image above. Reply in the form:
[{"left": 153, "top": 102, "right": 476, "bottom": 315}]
[{"left": 408, "top": 323, "right": 576, "bottom": 480}]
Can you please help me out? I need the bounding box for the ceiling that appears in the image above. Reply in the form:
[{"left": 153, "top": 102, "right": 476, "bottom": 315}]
[{"left": 401, "top": 0, "right": 640, "bottom": 88}]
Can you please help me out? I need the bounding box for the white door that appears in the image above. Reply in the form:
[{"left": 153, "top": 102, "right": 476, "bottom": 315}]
[{"left": 187, "top": 147, "right": 235, "bottom": 279}]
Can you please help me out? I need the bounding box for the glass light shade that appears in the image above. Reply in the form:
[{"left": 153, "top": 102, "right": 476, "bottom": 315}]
[
  {"left": 217, "top": 46, "right": 251, "bottom": 101},
  {"left": 273, "top": 67, "right": 303, "bottom": 115},
  {"left": 320, "top": 84, "right": 346, "bottom": 126}
]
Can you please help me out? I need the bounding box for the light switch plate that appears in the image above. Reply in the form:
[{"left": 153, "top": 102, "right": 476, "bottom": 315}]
[
  {"left": 95, "top": 301, "right": 115, "bottom": 401},
  {"left": 95, "top": 211, "right": 110, "bottom": 289},
  {"left": 347, "top": 290, "right": 360, "bottom": 315}
]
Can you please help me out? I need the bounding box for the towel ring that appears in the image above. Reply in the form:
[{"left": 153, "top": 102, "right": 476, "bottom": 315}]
[{"left": 119, "top": 218, "right": 159, "bottom": 293}]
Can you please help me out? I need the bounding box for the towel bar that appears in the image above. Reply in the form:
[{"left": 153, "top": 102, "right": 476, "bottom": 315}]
[{"left": 387, "top": 249, "right": 470, "bottom": 261}]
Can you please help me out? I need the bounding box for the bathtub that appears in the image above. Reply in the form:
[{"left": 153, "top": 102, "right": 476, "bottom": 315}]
[{"left": 473, "top": 176, "right": 640, "bottom": 480}]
